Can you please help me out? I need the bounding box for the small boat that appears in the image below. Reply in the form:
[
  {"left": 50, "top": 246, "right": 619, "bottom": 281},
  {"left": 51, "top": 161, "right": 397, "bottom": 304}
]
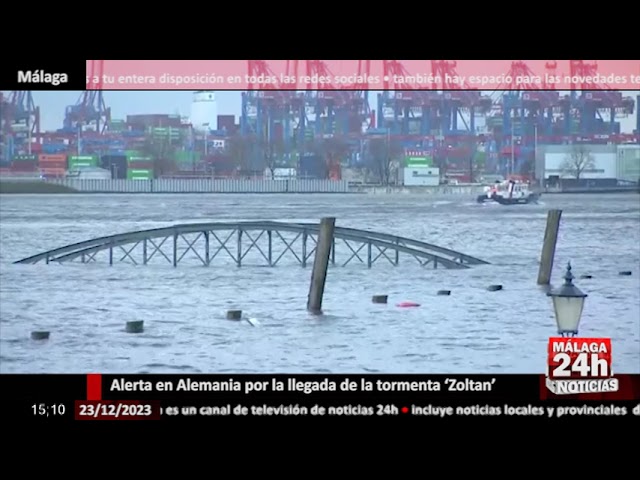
[{"left": 477, "top": 179, "right": 541, "bottom": 205}]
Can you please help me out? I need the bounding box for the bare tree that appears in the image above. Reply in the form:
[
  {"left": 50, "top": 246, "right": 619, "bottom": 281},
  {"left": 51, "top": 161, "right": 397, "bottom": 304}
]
[
  {"left": 264, "top": 135, "right": 286, "bottom": 179},
  {"left": 227, "top": 134, "right": 257, "bottom": 173},
  {"left": 561, "top": 145, "right": 595, "bottom": 180},
  {"left": 141, "top": 137, "right": 176, "bottom": 177},
  {"left": 368, "top": 137, "right": 403, "bottom": 184},
  {"left": 303, "top": 136, "right": 351, "bottom": 179}
]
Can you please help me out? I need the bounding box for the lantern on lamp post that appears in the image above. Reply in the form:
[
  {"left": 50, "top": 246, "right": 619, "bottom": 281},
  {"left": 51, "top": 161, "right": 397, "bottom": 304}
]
[{"left": 547, "top": 262, "right": 588, "bottom": 337}]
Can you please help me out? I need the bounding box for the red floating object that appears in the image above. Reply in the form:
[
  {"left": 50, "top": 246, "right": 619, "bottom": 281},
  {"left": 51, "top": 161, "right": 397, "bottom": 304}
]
[{"left": 396, "top": 301, "right": 421, "bottom": 308}]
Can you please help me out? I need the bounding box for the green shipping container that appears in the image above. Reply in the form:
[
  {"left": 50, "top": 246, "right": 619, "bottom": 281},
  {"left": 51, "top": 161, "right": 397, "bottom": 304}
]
[
  {"left": 149, "top": 127, "right": 180, "bottom": 137},
  {"left": 174, "top": 150, "right": 201, "bottom": 163},
  {"left": 69, "top": 155, "right": 98, "bottom": 163},
  {"left": 69, "top": 162, "right": 95, "bottom": 169},
  {"left": 127, "top": 169, "right": 153, "bottom": 180},
  {"left": 109, "top": 120, "right": 126, "bottom": 132},
  {"left": 405, "top": 156, "right": 433, "bottom": 167},
  {"left": 127, "top": 155, "right": 153, "bottom": 163}
]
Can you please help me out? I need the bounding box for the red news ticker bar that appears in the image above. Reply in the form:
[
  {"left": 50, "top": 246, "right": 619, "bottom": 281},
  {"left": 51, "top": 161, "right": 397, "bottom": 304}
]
[
  {"left": 86, "top": 374, "right": 102, "bottom": 400},
  {"left": 85, "top": 59, "right": 640, "bottom": 91},
  {"left": 75, "top": 400, "right": 161, "bottom": 421}
]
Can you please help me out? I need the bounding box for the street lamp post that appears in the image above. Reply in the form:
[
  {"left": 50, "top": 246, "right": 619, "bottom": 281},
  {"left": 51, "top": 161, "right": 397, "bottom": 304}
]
[
  {"left": 547, "top": 262, "right": 588, "bottom": 337},
  {"left": 203, "top": 122, "right": 210, "bottom": 157}
]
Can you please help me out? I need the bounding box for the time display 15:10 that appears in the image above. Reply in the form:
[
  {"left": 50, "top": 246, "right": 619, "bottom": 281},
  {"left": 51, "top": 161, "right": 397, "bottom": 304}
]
[{"left": 32, "top": 404, "right": 66, "bottom": 416}]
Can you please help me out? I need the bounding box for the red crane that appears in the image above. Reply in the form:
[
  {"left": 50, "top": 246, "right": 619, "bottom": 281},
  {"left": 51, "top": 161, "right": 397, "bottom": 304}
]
[
  {"left": 382, "top": 60, "right": 416, "bottom": 90},
  {"left": 246, "top": 60, "right": 302, "bottom": 104},
  {"left": 543, "top": 61, "right": 558, "bottom": 89},
  {"left": 87, "top": 60, "right": 104, "bottom": 90},
  {"left": 569, "top": 60, "right": 600, "bottom": 90},
  {"left": 430, "top": 60, "right": 473, "bottom": 90}
]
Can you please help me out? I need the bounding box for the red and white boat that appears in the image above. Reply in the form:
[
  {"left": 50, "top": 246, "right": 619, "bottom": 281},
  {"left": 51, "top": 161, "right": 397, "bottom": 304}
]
[{"left": 477, "top": 179, "right": 541, "bottom": 205}]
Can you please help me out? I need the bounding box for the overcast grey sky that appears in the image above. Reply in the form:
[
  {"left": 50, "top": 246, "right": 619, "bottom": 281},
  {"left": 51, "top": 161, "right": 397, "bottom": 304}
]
[{"left": 5, "top": 90, "right": 639, "bottom": 133}]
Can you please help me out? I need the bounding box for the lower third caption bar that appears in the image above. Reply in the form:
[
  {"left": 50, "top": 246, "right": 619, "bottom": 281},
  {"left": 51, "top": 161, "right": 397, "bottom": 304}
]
[{"left": 162, "top": 403, "right": 635, "bottom": 418}]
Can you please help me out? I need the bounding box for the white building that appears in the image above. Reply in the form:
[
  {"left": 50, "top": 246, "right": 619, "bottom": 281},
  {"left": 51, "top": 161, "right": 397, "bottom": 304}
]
[
  {"left": 403, "top": 167, "right": 440, "bottom": 186},
  {"left": 190, "top": 91, "right": 217, "bottom": 132}
]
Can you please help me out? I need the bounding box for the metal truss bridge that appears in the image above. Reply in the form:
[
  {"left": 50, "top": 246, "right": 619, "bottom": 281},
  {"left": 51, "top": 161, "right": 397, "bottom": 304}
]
[{"left": 14, "top": 221, "right": 489, "bottom": 270}]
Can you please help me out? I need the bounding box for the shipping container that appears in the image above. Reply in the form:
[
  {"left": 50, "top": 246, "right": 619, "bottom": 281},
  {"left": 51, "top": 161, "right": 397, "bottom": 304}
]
[
  {"left": 108, "top": 120, "right": 126, "bottom": 132},
  {"left": 39, "top": 159, "right": 67, "bottom": 169},
  {"left": 127, "top": 169, "right": 153, "bottom": 180},
  {"left": 13, "top": 154, "right": 38, "bottom": 162},
  {"left": 10, "top": 162, "right": 39, "bottom": 172},
  {"left": 42, "top": 144, "right": 68, "bottom": 154},
  {"left": 298, "top": 154, "right": 327, "bottom": 179},
  {"left": 217, "top": 115, "right": 235, "bottom": 132},
  {"left": 68, "top": 162, "right": 95, "bottom": 169},
  {"left": 69, "top": 155, "right": 98, "bottom": 164},
  {"left": 40, "top": 168, "right": 66, "bottom": 177},
  {"left": 149, "top": 127, "right": 181, "bottom": 137},
  {"left": 128, "top": 161, "right": 154, "bottom": 170},
  {"left": 127, "top": 114, "right": 182, "bottom": 129},
  {"left": 174, "top": 150, "right": 201, "bottom": 164},
  {"left": 404, "top": 156, "right": 433, "bottom": 168},
  {"left": 39, "top": 154, "right": 67, "bottom": 163},
  {"left": 100, "top": 155, "right": 127, "bottom": 179}
]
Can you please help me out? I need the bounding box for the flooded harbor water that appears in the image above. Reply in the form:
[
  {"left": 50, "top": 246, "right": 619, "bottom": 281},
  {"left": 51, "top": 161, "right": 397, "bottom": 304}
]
[{"left": 0, "top": 192, "right": 638, "bottom": 374}]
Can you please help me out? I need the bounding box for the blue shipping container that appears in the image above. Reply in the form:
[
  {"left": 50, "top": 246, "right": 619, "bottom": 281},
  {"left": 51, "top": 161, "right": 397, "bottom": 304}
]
[{"left": 42, "top": 144, "right": 67, "bottom": 154}]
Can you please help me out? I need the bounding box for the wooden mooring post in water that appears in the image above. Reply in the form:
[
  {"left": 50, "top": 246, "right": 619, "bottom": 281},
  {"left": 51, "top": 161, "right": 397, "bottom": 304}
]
[
  {"left": 537, "top": 209, "right": 562, "bottom": 285},
  {"left": 307, "top": 217, "right": 336, "bottom": 314}
]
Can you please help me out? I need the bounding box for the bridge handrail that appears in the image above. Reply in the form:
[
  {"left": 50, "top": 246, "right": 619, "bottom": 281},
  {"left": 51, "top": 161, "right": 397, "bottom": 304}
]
[
  {"left": 13, "top": 221, "right": 482, "bottom": 268},
  {"left": 293, "top": 223, "right": 488, "bottom": 264},
  {"left": 38, "top": 225, "right": 469, "bottom": 269}
]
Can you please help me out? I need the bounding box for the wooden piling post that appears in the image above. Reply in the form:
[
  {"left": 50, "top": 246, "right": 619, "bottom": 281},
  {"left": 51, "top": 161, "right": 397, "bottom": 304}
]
[
  {"left": 307, "top": 217, "right": 336, "bottom": 314},
  {"left": 537, "top": 209, "right": 562, "bottom": 285}
]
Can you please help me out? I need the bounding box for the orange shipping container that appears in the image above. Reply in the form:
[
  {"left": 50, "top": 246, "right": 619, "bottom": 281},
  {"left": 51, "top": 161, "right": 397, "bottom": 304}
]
[
  {"left": 38, "top": 154, "right": 67, "bottom": 162},
  {"left": 38, "top": 160, "right": 67, "bottom": 166}
]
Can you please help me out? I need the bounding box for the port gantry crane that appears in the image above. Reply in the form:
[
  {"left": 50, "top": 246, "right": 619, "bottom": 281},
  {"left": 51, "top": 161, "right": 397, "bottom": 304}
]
[
  {"left": 240, "top": 60, "right": 373, "bottom": 168},
  {"left": 1, "top": 91, "right": 40, "bottom": 161},
  {"left": 240, "top": 60, "right": 306, "bottom": 167}
]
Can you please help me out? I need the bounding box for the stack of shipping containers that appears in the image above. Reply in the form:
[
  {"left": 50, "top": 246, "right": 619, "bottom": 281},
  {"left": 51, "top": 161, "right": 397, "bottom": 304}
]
[
  {"left": 108, "top": 120, "right": 126, "bottom": 133},
  {"left": 10, "top": 154, "right": 39, "bottom": 175},
  {"left": 126, "top": 151, "right": 154, "bottom": 180},
  {"left": 148, "top": 127, "right": 182, "bottom": 145},
  {"left": 38, "top": 154, "right": 67, "bottom": 178}
]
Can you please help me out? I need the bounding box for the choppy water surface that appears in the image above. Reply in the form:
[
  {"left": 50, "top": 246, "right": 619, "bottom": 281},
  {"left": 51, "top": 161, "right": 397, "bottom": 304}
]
[{"left": 1, "top": 192, "right": 638, "bottom": 374}]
